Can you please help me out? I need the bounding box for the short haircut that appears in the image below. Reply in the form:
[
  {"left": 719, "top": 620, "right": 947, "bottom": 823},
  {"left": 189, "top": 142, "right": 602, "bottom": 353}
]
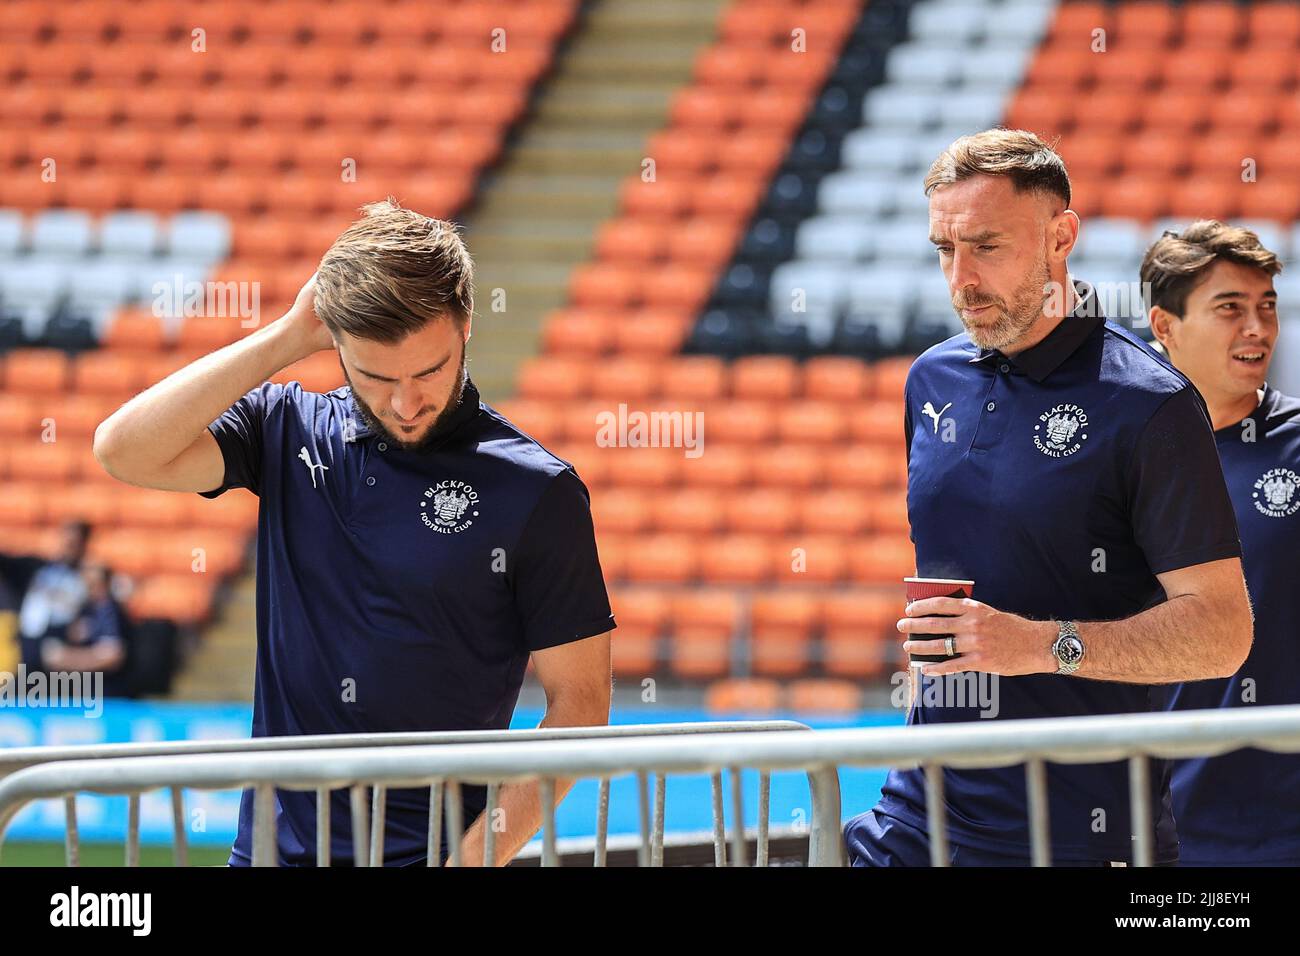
[
  {"left": 1140, "top": 220, "right": 1282, "bottom": 317},
  {"left": 314, "top": 198, "right": 474, "bottom": 344},
  {"left": 923, "top": 127, "right": 1071, "bottom": 209}
]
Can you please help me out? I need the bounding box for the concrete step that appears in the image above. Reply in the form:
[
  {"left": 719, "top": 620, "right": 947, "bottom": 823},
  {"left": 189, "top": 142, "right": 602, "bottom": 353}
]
[
  {"left": 504, "top": 145, "right": 646, "bottom": 176},
  {"left": 467, "top": 234, "right": 595, "bottom": 262}
]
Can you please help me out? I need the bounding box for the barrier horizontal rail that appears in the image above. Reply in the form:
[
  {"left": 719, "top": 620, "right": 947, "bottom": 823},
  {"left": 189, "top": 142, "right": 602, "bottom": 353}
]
[
  {"left": 0, "top": 721, "right": 812, "bottom": 867},
  {"left": 0, "top": 721, "right": 810, "bottom": 777},
  {"left": 4, "top": 706, "right": 1298, "bottom": 866}
]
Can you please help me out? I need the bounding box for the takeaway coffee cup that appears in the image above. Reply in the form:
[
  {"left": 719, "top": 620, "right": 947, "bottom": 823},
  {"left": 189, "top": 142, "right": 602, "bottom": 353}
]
[{"left": 903, "top": 577, "right": 975, "bottom": 666}]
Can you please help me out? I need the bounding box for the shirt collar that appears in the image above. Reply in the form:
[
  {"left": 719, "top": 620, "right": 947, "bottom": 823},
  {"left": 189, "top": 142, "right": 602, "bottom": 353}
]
[
  {"left": 343, "top": 374, "right": 483, "bottom": 450},
  {"left": 1213, "top": 383, "right": 1280, "bottom": 439},
  {"left": 967, "top": 278, "right": 1106, "bottom": 383}
]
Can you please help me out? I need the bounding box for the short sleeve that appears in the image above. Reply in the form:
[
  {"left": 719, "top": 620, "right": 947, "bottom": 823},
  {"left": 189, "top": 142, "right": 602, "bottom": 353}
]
[
  {"left": 508, "top": 468, "right": 616, "bottom": 652},
  {"left": 198, "top": 382, "right": 285, "bottom": 499},
  {"left": 1126, "top": 386, "right": 1242, "bottom": 575}
]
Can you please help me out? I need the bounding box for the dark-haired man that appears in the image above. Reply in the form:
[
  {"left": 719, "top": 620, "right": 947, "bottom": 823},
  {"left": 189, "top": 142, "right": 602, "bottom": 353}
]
[
  {"left": 94, "top": 200, "right": 616, "bottom": 866},
  {"left": 1143, "top": 220, "right": 1300, "bottom": 866},
  {"left": 843, "top": 128, "right": 1253, "bottom": 867}
]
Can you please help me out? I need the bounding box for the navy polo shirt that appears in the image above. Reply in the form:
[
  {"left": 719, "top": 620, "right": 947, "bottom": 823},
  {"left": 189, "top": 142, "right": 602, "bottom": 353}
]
[
  {"left": 869, "top": 279, "right": 1242, "bottom": 863},
  {"left": 1153, "top": 384, "right": 1300, "bottom": 864},
  {"left": 198, "top": 374, "right": 616, "bottom": 866}
]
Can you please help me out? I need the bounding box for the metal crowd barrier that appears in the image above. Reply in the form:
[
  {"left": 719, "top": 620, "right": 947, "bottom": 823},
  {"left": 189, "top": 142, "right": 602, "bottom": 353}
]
[
  {"left": 0, "top": 721, "right": 813, "bottom": 867},
  {"left": 4, "top": 705, "right": 1300, "bottom": 867}
]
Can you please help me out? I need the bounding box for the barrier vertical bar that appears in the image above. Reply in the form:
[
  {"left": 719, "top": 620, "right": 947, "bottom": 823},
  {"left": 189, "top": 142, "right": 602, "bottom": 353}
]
[
  {"left": 923, "top": 764, "right": 948, "bottom": 868},
  {"left": 427, "top": 781, "right": 443, "bottom": 867},
  {"left": 651, "top": 773, "right": 666, "bottom": 867},
  {"left": 541, "top": 777, "right": 557, "bottom": 868},
  {"left": 1025, "top": 759, "right": 1051, "bottom": 867},
  {"left": 729, "top": 767, "right": 746, "bottom": 867},
  {"left": 350, "top": 784, "right": 369, "bottom": 866},
  {"left": 253, "top": 783, "right": 276, "bottom": 867},
  {"left": 317, "top": 787, "right": 331, "bottom": 867},
  {"left": 63, "top": 796, "right": 79, "bottom": 867},
  {"left": 1129, "top": 755, "right": 1153, "bottom": 867},
  {"left": 594, "top": 777, "right": 610, "bottom": 867},
  {"left": 126, "top": 793, "right": 140, "bottom": 867},
  {"left": 710, "top": 771, "right": 726, "bottom": 867},
  {"left": 370, "top": 785, "right": 386, "bottom": 867},
  {"left": 170, "top": 787, "right": 188, "bottom": 867}
]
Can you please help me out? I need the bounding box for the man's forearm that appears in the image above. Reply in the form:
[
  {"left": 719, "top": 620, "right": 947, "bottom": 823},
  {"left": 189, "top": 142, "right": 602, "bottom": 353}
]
[
  {"left": 453, "top": 703, "right": 608, "bottom": 866},
  {"left": 94, "top": 318, "right": 311, "bottom": 475},
  {"left": 1071, "top": 592, "right": 1249, "bottom": 684}
]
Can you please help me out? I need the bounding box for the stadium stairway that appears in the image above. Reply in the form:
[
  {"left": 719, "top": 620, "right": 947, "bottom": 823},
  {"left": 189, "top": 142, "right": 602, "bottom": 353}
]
[
  {"left": 463, "top": 0, "right": 727, "bottom": 401},
  {"left": 169, "top": 575, "right": 256, "bottom": 701}
]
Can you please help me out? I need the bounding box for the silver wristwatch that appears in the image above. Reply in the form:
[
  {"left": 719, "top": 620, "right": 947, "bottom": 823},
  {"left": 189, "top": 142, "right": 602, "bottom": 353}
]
[{"left": 1052, "top": 620, "right": 1084, "bottom": 675}]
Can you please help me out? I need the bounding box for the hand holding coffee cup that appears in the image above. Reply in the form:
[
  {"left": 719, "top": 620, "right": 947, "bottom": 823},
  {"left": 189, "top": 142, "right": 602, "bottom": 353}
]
[{"left": 903, "top": 577, "right": 975, "bottom": 666}]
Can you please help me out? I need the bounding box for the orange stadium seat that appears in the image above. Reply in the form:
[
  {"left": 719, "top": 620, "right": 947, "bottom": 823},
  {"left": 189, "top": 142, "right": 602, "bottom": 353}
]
[
  {"left": 660, "top": 356, "right": 729, "bottom": 400},
  {"left": 774, "top": 533, "right": 848, "bottom": 584},
  {"left": 704, "top": 678, "right": 782, "bottom": 714},
  {"left": 1247, "top": 3, "right": 1300, "bottom": 47},
  {"left": 591, "top": 489, "right": 653, "bottom": 536},
  {"left": 750, "top": 592, "right": 820, "bottom": 677},
  {"left": 613, "top": 309, "right": 694, "bottom": 356},
  {"left": 0, "top": 395, "right": 38, "bottom": 437},
  {"left": 604, "top": 448, "right": 682, "bottom": 489},
  {"left": 0, "top": 483, "right": 45, "bottom": 526},
  {"left": 787, "top": 678, "right": 861, "bottom": 713},
  {"left": 648, "top": 488, "right": 726, "bottom": 534},
  {"left": 127, "top": 575, "right": 216, "bottom": 627},
  {"left": 821, "top": 592, "right": 898, "bottom": 679},
  {"left": 705, "top": 400, "right": 778, "bottom": 444},
  {"left": 696, "top": 533, "right": 778, "bottom": 584},
  {"left": 848, "top": 534, "right": 915, "bottom": 585},
  {"left": 3, "top": 348, "right": 71, "bottom": 394},
  {"left": 624, "top": 533, "right": 698, "bottom": 584},
  {"left": 670, "top": 589, "right": 738, "bottom": 680},
  {"left": 680, "top": 444, "right": 752, "bottom": 489},
  {"left": 723, "top": 488, "right": 800, "bottom": 534},
  {"left": 751, "top": 444, "right": 826, "bottom": 488},
  {"left": 588, "top": 356, "right": 664, "bottom": 401},
  {"left": 797, "top": 489, "right": 873, "bottom": 535}
]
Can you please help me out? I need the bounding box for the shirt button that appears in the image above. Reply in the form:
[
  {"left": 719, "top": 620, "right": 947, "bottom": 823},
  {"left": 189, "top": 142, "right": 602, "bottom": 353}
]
[
  {"left": 377, "top": 442, "right": 387, "bottom": 452},
  {"left": 366, "top": 476, "right": 376, "bottom": 486},
  {"left": 999, "top": 363, "right": 1010, "bottom": 373},
  {"left": 986, "top": 401, "right": 996, "bottom": 412}
]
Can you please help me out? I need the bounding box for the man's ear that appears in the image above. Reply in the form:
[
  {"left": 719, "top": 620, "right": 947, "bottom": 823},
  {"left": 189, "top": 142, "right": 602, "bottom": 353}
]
[
  {"left": 1148, "top": 305, "right": 1179, "bottom": 350},
  {"left": 1050, "top": 207, "right": 1080, "bottom": 261}
]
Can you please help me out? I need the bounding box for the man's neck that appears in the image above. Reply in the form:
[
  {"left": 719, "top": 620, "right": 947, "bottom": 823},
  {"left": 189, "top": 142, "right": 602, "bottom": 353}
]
[
  {"left": 1208, "top": 387, "right": 1265, "bottom": 432},
  {"left": 1003, "top": 278, "right": 1076, "bottom": 359}
]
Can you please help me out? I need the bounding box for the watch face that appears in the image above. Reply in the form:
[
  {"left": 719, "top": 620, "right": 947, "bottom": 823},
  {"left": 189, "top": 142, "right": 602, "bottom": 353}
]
[{"left": 1059, "top": 636, "right": 1084, "bottom": 665}]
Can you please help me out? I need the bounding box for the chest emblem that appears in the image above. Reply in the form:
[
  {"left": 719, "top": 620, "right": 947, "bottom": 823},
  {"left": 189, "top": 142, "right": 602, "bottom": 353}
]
[
  {"left": 1253, "top": 467, "right": 1300, "bottom": 518},
  {"left": 1033, "top": 403, "right": 1089, "bottom": 458},
  {"left": 921, "top": 401, "right": 952, "bottom": 434},
  {"left": 420, "top": 479, "right": 481, "bottom": 534},
  {"left": 297, "top": 446, "right": 329, "bottom": 488}
]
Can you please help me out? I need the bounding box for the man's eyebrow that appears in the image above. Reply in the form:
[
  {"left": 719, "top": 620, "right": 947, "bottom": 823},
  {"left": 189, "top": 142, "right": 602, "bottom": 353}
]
[
  {"left": 354, "top": 356, "right": 451, "bottom": 381},
  {"left": 929, "top": 230, "right": 1005, "bottom": 245},
  {"left": 1208, "top": 290, "right": 1278, "bottom": 302}
]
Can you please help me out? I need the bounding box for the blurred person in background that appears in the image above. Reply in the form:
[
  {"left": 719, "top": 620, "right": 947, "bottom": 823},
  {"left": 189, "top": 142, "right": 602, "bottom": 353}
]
[
  {"left": 39, "top": 561, "right": 127, "bottom": 681},
  {"left": 17, "top": 520, "right": 91, "bottom": 671}
]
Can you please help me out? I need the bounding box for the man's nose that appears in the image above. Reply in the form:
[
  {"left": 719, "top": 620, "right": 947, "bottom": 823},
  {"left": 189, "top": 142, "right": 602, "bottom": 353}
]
[
  {"left": 391, "top": 389, "right": 424, "bottom": 421},
  {"left": 949, "top": 248, "right": 979, "bottom": 296}
]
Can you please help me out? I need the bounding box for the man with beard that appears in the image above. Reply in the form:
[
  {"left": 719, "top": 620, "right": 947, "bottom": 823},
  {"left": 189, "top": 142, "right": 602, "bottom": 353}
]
[
  {"left": 94, "top": 199, "right": 616, "bottom": 866},
  {"left": 841, "top": 129, "right": 1253, "bottom": 866}
]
